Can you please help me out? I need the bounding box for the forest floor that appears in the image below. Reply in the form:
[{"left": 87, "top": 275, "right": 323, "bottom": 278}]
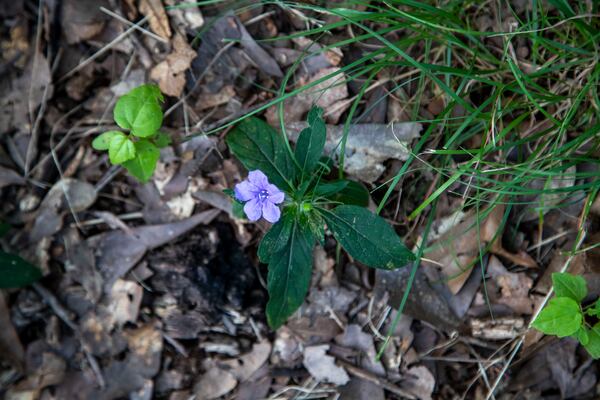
[{"left": 1, "top": 1, "right": 600, "bottom": 399}]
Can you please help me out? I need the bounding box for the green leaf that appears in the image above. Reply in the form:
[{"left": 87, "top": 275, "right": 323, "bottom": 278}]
[
  {"left": 576, "top": 327, "right": 589, "bottom": 346},
  {"left": 532, "top": 297, "right": 582, "bottom": 337},
  {"left": 0, "top": 251, "right": 42, "bottom": 288},
  {"left": 258, "top": 211, "right": 293, "bottom": 263},
  {"left": 332, "top": 180, "right": 370, "bottom": 207},
  {"left": 92, "top": 130, "right": 123, "bottom": 150},
  {"left": 231, "top": 201, "right": 245, "bottom": 219},
  {"left": 126, "top": 84, "right": 164, "bottom": 103},
  {"left": 114, "top": 84, "right": 163, "bottom": 138},
  {"left": 154, "top": 132, "right": 171, "bottom": 148},
  {"left": 226, "top": 117, "right": 296, "bottom": 190},
  {"left": 587, "top": 298, "right": 600, "bottom": 317},
  {"left": 295, "top": 106, "right": 326, "bottom": 174},
  {"left": 266, "top": 215, "right": 315, "bottom": 329},
  {"left": 314, "top": 180, "right": 349, "bottom": 197},
  {"left": 314, "top": 180, "right": 370, "bottom": 206},
  {"left": 122, "top": 140, "right": 160, "bottom": 183},
  {"left": 108, "top": 134, "right": 136, "bottom": 164},
  {"left": 584, "top": 323, "right": 600, "bottom": 358},
  {"left": 552, "top": 272, "right": 587, "bottom": 302},
  {"left": 319, "top": 205, "right": 415, "bottom": 269}
]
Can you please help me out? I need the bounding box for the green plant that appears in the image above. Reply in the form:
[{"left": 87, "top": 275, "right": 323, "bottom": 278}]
[
  {"left": 92, "top": 84, "right": 170, "bottom": 182},
  {"left": 226, "top": 106, "right": 415, "bottom": 328},
  {"left": 533, "top": 272, "right": 600, "bottom": 358}
]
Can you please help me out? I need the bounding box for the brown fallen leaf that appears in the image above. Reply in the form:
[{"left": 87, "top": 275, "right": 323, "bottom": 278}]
[
  {"left": 139, "top": 0, "right": 172, "bottom": 40},
  {"left": 195, "top": 85, "right": 236, "bottom": 111},
  {"left": 30, "top": 179, "right": 97, "bottom": 241},
  {"left": 223, "top": 340, "right": 271, "bottom": 381},
  {"left": 424, "top": 204, "right": 537, "bottom": 294},
  {"left": 61, "top": 0, "right": 109, "bottom": 44},
  {"left": 267, "top": 67, "right": 348, "bottom": 125},
  {"left": 7, "top": 351, "right": 66, "bottom": 398},
  {"left": 0, "top": 292, "right": 25, "bottom": 370},
  {"left": 487, "top": 255, "right": 535, "bottom": 314},
  {"left": 193, "top": 361, "right": 238, "bottom": 400},
  {"left": 108, "top": 279, "right": 143, "bottom": 326},
  {"left": 400, "top": 366, "right": 435, "bottom": 400},
  {"left": 150, "top": 34, "right": 196, "bottom": 97}
]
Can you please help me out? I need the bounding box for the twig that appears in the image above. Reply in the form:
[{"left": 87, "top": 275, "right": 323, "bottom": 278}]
[
  {"left": 32, "top": 283, "right": 106, "bottom": 387},
  {"left": 163, "top": 333, "right": 189, "bottom": 357},
  {"left": 335, "top": 358, "right": 417, "bottom": 399},
  {"left": 100, "top": 7, "right": 168, "bottom": 43},
  {"left": 484, "top": 229, "right": 587, "bottom": 399},
  {"left": 59, "top": 16, "right": 149, "bottom": 82}
]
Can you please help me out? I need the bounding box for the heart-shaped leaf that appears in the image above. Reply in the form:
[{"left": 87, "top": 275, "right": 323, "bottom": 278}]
[
  {"left": 532, "top": 297, "right": 582, "bottom": 337},
  {"left": 92, "top": 130, "right": 124, "bottom": 150},
  {"left": 123, "top": 140, "right": 160, "bottom": 183},
  {"left": 108, "top": 134, "right": 136, "bottom": 164}
]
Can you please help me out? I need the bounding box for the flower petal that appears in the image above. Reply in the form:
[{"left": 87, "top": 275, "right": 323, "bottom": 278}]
[
  {"left": 262, "top": 201, "right": 281, "bottom": 223},
  {"left": 234, "top": 180, "right": 257, "bottom": 202},
  {"left": 247, "top": 170, "right": 269, "bottom": 189},
  {"left": 267, "top": 184, "right": 285, "bottom": 204},
  {"left": 243, "top": 198, "right": 263, "bottom": 221}
]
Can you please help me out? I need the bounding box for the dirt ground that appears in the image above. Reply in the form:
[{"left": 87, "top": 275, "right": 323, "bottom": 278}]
[{"left": 1, "top": 1, "right": 600, "bottom": 399}]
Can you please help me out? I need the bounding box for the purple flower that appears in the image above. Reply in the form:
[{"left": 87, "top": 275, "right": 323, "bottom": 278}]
[{"left": 234, "top": 170, "right": 285, "bottom": 223}]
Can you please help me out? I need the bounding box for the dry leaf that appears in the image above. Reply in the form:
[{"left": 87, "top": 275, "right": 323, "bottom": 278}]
[
  {"left": 267, "top": 67, "right": 348, "bottom": 125},
  {"left": 223, "top": 340, "right": 271, "bottom": 381},
  {"left": 401, "top": 366, "right": 435, "bottom": 400},
  {"left": 487, "top": 256, "right": 535, "bottom": 314},
  {"left": 303, "top": 345, "right": 350, "bottom": 386},
  {"left": 424, "top": 204, "right": 537, "bottom": 294},
  {"left": 0, "top": 292, "right": 25, "bottom": 370},
  {"left": 285, "top": 122, "right": 421, "bottom": 183},
  {"left": 150, "top": 34, "right": 196, "bottom": 96},
  {"left": 194, "top": 362, "right": 237, "bottom": 399},
  {"left": 108, "top": 279, "right": 143, "bottom": 326},
  {"left": 195, "top": 85, "right": 236, "bottom": 111},
  {"left": 139, "top": 0, "right": 171, "bottom": 40},
  {"left": 61, "top": 0, "right": 108, "bottom": 44}
]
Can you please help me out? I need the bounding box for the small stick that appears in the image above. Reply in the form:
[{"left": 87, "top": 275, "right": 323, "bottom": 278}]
[
  {"left": 32, "top": 283, "right": 106, "bottom": 387},
  {"left": 59, "top": 16, "right": 149, "bottom": 82},
  {"left": 335, "top": 358, "right": 416, "bottom": 399}
]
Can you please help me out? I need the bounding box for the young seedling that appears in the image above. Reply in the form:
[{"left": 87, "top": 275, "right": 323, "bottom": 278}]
[
  {"left": 533, "top": 272, "right": 600, "bottom": 358},
  {"left": 92, "top": 84, "right": 170, "bottom": 182},
  {"left": 226, "top": 106, "right": 415, "bottom": 328}
]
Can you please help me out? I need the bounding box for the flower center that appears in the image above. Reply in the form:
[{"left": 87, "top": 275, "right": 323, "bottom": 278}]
[{"left": 257, "top": 189, "right": 269, "bottom": 201}]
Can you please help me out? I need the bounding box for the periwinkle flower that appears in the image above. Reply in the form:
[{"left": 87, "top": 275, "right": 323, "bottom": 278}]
[{"left": 234, "top": 170, "right": 285, "bottom": 223}]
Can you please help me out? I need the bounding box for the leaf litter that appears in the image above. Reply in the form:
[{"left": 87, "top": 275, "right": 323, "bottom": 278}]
[{"left": 0, "top": 1, "right": 598, "bottom": 399}]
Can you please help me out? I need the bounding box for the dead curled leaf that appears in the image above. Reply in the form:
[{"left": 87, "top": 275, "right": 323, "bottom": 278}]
[
  {"left": 139, "top": 0, "right": 171, "bottom": 39},
  {"left": 150, "top": 34, "right": 196, "bottom": 97},
  {"left": 423, "top": 204, "right": 537, "bottom": 294}
]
